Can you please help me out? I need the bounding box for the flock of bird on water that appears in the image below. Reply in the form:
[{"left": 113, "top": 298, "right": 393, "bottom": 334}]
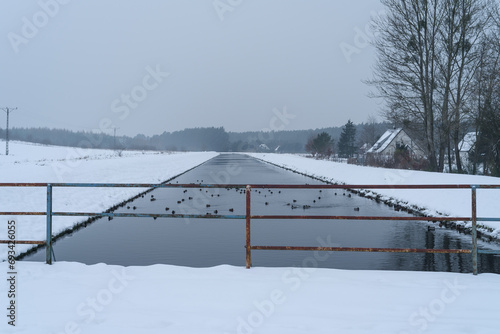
[{"left": 120, "top": 179, "right": 362, "bottom": 218}]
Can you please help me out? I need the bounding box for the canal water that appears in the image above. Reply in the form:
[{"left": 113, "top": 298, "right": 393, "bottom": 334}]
[{"left": 24, "top": 154, "right": 500, "bottom": 273}]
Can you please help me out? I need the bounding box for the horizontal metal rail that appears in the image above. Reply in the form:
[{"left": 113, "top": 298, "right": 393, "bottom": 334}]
[
  {"left": 1, "top": 212, "right": 497, "bottom": 223},
  {"left": 54, "top": 212, "right": 244, "bottom": 219},
  {"left": 251, "top": 246, "right": 472, "bottom": 254},
  {"left": 1, "top": 182, "right": 499, "bottom": 274},
  {"left": 251, "top": 215, "right": 472, "bottom": 221},
  {"left": 1, "top": 182, "right": 500, "bottom": 189},
  {"left": 0, "top": 240, "right": 45, "bottom": 245}
]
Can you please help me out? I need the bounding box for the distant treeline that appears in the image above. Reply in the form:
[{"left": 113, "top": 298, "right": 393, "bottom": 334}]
[{"left": 0, "top": 122, "right": 392, "bottom": 153}]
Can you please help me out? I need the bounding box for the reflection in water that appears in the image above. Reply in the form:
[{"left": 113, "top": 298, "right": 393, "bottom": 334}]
[{"left": 23, "top": 154, "right": 500, "bottom": 273}]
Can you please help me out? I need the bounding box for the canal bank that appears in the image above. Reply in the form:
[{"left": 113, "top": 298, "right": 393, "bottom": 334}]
[
  {"left": 248, "top": 153, "right": 500, "bottom": 243},
  {"left": 23, "top": 154, "right": 500, "bottom": 273},
  {"left": 0, "top": 141, "right": 218, "bottom": 261}
]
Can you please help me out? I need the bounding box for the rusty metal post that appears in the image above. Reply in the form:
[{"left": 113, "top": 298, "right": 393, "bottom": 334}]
[
  {"left": 46, "top": 184, "right": 53, "bottom": 265},
  {"left": 471, "top": 186, "right": 478, "bottom": 275},
  {"left": 246, "top": 185, "right": 252, "bottom": 269}
]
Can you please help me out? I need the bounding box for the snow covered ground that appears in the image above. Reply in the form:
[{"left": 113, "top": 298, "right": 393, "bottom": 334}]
[
  {"left": 0, "top": 140, "right": 218, "bottom": 260},
  {"left": 1, "top": 144, "right": 500, "bottom": 333},
  {"left": 1, "top": 261, "right": 499, "bottom": 333},
  {"left": 248, "top": 153, "right": 500, "bottom": 240}
]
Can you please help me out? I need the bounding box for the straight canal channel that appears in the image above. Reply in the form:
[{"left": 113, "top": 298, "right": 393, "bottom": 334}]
[{"left": 23, "top": 154, "right": 500, "bottom": 273}]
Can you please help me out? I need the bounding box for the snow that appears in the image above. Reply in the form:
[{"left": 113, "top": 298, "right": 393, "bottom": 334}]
[
  {"left": 1, "top": 261, "right": 499, "bottom": 333},
  {"left": 1, "top": 143, "right": 500, "bottom": 333},
  {"left": 458, "top": 132, "right": 476, "bottom": 152},
  {"left": 248, "top": 153, "right": 500, "bottom": 239},
  {"left": 0, "top": 140, "right": 218, "bottom": 260},
  {"left": 366, "top": 128, "right": 401, "bottom": 153}
]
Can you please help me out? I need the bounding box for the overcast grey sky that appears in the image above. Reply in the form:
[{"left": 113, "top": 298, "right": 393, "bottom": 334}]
[{"left": 1, "top": 0, "right": 385, "bottom": 136}]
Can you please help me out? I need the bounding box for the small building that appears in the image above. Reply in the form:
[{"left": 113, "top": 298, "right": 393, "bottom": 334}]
[
  {"left": 257, "top": 143, "right": 270, "bottom": 152},
  {"left": 366, "top": 128, "right": 425, "bottom": 159},
  {"left": 458, "top": 132, "right": 476, "bottom": 167}
]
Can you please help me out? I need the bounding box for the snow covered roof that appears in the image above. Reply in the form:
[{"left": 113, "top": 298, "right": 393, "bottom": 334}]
[
  {"left": 458, "top": 132, "right": 476, "bottom": 152},
  {"left": 366, "top": 128, "right": 402, "bottom": 154}
]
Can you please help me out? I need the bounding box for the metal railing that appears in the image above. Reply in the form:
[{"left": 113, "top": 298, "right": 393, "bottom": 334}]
[{"left": 1, "top": 182, "right": 499, "bottom": 275}]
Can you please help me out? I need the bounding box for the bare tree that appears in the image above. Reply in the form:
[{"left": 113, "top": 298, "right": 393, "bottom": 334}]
[
  {"left": 367, "top": 0, "right": 445, "bottom": 171},
  {"left": 367, "top": 0, "right": 496, "bottom": 172},
  {"left": 469, "top": 31, "right": 500, "bottom": 175},
  {"left": 446, "top": 0, "right": 493, "bottom": 172}
]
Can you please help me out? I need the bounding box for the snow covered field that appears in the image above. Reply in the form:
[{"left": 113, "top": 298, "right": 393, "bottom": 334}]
[
  {"left": 249, "top": 153, "right": 500, "bottom": 240},
  {"left": 0, "top": 140, "right": 218, "bottom": 260},
  {"left": 1, "top": 261, "right": 499, "bottom": 333},
  {"left": 1, "top": 143, "right": 500, "bottom": 333}
]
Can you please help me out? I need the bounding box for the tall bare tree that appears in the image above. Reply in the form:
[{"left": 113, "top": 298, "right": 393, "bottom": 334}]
[
  {"left": 368, "top": 0, "right": 445, "bottom": 171},
  {"left": 447, "top": 0, "right": 492, "bottom": 172},
  {"left": 469, "top": 31, "right": 500, "bottom": 175},
  {"left": 368, "top": 0, "right": 497, "bottom": 172}
]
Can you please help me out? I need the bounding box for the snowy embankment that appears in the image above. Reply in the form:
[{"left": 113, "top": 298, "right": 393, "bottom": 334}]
[
  {"left": 248, "top": 153, "right": 500, "bottom": 240},
  {"left": 0, "top": 140, "right": 218, "bottom": 260},
  {"left": 1, "top": 261, "right": 499, "bottom": 334},
  {"left": 1, "top": 145, "right": 499, "bottom": 333}
]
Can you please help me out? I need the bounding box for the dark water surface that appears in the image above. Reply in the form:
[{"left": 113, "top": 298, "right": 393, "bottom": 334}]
[{"left": 24, "top": 154, "right": 500, "bottom": 273}]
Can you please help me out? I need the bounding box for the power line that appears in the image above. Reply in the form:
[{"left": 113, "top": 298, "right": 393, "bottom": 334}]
[{"left": 2, "top": 107, "right": 18, "bottom": 156}]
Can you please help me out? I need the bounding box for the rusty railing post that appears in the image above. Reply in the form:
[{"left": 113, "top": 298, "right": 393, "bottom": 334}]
[
  {"left": 46, "top": 184, "right": 53, "bottom": 265},
  {"left": 471, "top": 185, "right": 478, "bottom": 275},
  {"left": 246, "top": 185, "right": 252, "bottom": 268}
]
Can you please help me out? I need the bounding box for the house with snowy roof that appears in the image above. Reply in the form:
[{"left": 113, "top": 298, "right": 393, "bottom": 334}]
[
  {"left": 366, "top": 128, "right": 426, "bottom": 159},
  {"left": 458, "top": 132, "right": 476, "bottom": 167}
]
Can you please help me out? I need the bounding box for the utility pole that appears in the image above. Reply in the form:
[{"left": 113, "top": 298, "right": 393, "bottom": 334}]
[
  {"left": 113, "top": 127, "right": 119, "bottom": 150},
  {"left": 2, "top": 107, "right": 17, "bottom": 155}
]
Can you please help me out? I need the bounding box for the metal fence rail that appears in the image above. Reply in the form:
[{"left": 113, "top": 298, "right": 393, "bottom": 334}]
[{"left": 1, "top": 182, "right": 499, "bottom": 275}]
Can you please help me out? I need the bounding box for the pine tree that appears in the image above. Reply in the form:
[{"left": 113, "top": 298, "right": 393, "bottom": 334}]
[{"left": 338, "top": 120, "right": 357, "bottom": 158}]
